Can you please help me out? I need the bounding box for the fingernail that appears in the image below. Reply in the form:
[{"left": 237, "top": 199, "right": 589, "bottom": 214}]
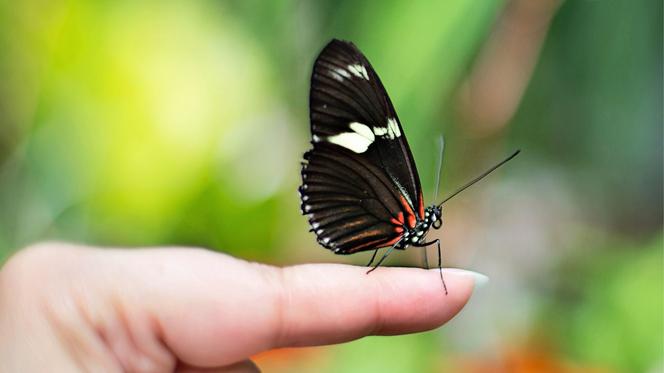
[{"left": 443, "top": 268, "right": 489, "bottom": 288}]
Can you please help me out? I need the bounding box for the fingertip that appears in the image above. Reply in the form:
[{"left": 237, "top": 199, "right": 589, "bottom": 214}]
[{"left": 363, "top": 266, "right": 477, "bottom": 335}]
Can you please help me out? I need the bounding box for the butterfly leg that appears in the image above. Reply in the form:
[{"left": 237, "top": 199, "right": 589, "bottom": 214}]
[
  {"left": 434, "top": 239, "right": 448, "bottom": 294},
  {"left": 366, "top": 249, "right": 379, "bottom": 267},
  {"left": 366, "top": 245, "right": 396, "bottom": 274},
  {"left": 413, "top": 239, "right": 447, "bottom": 294}
]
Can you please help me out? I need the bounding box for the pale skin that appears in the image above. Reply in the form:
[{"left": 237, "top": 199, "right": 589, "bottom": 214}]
[{"left": 0, "top": 243, "right": 479, "bottom": 372}]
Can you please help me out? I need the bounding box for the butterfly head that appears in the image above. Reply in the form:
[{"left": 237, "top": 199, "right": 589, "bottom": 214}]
[{"left": 424, "top": 205, "right": 443, "bottom": 230}]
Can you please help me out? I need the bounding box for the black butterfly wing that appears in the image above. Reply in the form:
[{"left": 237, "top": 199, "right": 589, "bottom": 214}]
[{"left": 300, "top": 39, "right": 424, "bottom": 254}]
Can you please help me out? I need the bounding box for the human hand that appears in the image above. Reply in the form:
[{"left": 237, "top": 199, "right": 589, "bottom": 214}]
[{"left": 0, "top": 243, "right": 483, "bottom": 372}]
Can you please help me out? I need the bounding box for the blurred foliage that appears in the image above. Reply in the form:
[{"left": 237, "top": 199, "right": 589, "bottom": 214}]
[
  {"left": 512, "top": 0, "right": 662, "bottom": 235},
  {"left": 0, "top": 0, "right": 661, "bottom": 372},
  {"left": 542, "top": 235, "right": 663, "bottom": 372}
]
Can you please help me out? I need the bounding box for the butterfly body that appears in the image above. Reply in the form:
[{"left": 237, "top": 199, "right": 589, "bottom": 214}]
[{"left": 393, "top": 205, "right": 442, "bottom": 251}]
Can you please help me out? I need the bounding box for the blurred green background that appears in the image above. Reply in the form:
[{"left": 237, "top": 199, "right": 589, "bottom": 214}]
[{"left": 0, "top": 0, "right": 661, "bottom": 372}]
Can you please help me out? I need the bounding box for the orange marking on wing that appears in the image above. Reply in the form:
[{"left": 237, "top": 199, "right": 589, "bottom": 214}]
[
  {"left": 346, "top": 238, "right": 390, "bottom": 254},
  {"left": 390, "top": 212, "right": 405, "bottom": 227},
  {"left": 394, "top": 226, "right": 404, "bottom": 233},
  {"left": 399, "top": 195, "right": 415, "bottom": 218},
  {"left": 350, "top": 235, "right": 402, "bottom": 253},
  {"left": 407, "top": 214, "right": 416, "bottom": 229},
  {"left": 399, "top": 195, "right": 417, "bottom": 229}
]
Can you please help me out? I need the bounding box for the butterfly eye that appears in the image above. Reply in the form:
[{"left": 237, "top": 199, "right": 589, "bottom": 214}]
[{"left": 433, "top": 219, "right": 442, "bottom": 229}]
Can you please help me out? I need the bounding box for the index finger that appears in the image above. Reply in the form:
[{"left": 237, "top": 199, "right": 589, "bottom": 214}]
[{"left": 121, "top": 249, "right": 479, "bottom": 367}]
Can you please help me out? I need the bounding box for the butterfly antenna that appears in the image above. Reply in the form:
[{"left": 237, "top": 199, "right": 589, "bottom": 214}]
[
  {"left": 424, "top": 136, "right": 445, "bottom": 270},
  {"left": 431, "top": 135, "right": 445, "bottom": 202},
  {"left": 438, "top": 150, "right": 520, "bottom": 207}
]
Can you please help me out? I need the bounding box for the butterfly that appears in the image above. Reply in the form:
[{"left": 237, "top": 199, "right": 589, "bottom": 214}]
[{"left": 299, "top": 39, "right": 518, "bottom": 293}]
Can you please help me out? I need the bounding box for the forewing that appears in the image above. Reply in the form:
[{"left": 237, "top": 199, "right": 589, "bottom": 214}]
[{"left": 309, "top": 39, "right": 424, "bottom": 218}]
